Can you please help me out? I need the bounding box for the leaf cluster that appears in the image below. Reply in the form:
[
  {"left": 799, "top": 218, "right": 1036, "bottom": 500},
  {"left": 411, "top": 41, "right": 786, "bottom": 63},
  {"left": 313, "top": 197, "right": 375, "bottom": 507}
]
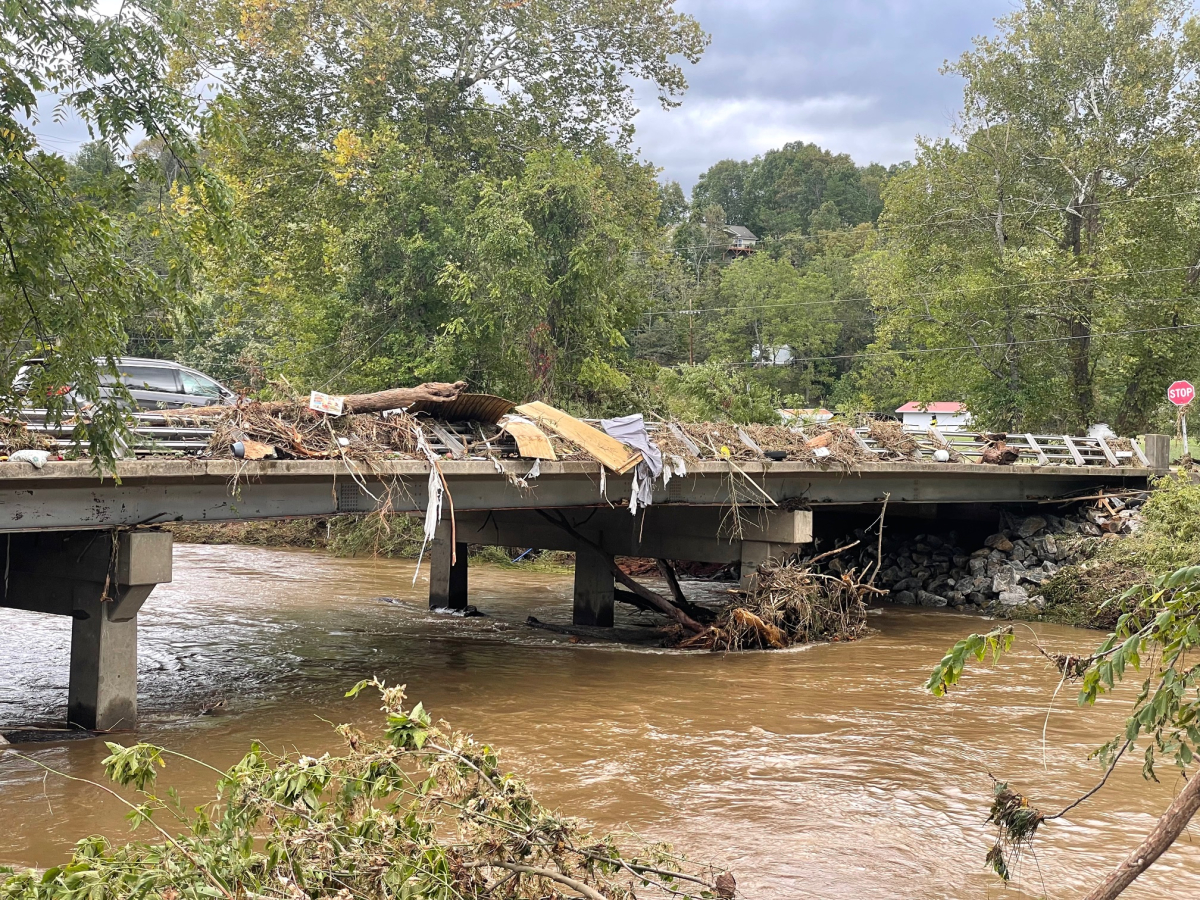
[{"left": 1, "top": 680, "right": 727, "bottom": 900}]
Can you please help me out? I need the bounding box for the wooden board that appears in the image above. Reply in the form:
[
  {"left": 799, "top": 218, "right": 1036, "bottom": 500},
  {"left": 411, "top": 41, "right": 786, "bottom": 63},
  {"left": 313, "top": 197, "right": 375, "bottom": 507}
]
[
  {"left": 514, "top": 401, "right": 641, "bottom": 473},
  {"left": 499, "top": 416, "right": 557, "bottom": 461}
]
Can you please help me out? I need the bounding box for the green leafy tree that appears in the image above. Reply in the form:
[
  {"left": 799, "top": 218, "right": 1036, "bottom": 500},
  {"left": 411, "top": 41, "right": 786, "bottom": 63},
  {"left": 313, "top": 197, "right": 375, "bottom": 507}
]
[
  {"left": 2, "top": 0, "right": 225, "bottom": 462},
  {"left": 864, "top": 0, "right": 1200, "bottom": 433},
  {"left": 176, "top": 0, "right": 705, "bottom": 406}
]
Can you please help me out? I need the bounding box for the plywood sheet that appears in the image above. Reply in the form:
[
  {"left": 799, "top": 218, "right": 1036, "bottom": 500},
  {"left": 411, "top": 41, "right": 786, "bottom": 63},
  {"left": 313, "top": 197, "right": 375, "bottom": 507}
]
[
  {"left": 514, "top": 401, "right": 641, "bottom": 472},
  {"left": 500, "top": 416, "right": 557, "bottom": 461}
]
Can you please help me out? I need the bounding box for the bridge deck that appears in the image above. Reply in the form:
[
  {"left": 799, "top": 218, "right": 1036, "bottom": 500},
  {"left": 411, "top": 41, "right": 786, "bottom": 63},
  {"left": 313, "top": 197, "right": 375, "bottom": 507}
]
[{"left": 0, "top": 458, "right": 1154, "bottom": 532}]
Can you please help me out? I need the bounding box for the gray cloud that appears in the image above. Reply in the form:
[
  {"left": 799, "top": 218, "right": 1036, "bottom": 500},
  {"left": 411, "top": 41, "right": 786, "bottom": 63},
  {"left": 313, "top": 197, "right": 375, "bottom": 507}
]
[{"left": 635, "top": 0, "right": 1015, "bottom": 188}]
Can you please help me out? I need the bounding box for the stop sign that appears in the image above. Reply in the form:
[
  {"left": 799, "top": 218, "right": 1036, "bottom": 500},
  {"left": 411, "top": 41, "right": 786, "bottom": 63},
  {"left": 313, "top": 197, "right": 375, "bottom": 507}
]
[{"left": 1169, "top": 380, "right": 1195, "bottom": 406}]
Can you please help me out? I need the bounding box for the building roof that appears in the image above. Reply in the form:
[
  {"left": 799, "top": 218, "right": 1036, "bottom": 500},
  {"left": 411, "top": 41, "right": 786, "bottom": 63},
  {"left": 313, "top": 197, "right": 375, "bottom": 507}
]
[
  {"left": 895, "top": 401, "right": 967, "bottom": 414},
  {"left": 723, "top": 225, "right": 758, "bottom": 241}
]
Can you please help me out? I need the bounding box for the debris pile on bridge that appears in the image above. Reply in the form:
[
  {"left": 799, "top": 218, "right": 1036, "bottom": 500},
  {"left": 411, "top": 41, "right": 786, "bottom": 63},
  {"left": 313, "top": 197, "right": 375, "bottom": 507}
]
[
  {"left": 205, "top": 403, "right": 423, "bottom": 461},
  {"left": 0, "top": 417, "right": 54, "bottom": 456},
  {"left": 14, "top": 376, "right": 1153, "bottom": 472},
  {"left": 808, "top": 496, "right": 1148, "bottom": 613},
  {"left": 679, "top": 559, "right": 874, "bottom": 651}
]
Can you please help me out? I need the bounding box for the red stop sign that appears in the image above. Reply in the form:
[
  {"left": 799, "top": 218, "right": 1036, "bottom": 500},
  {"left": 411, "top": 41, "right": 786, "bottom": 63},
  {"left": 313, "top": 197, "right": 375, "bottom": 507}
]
[{"left": 1169, "top": 380, "right": 1195, "bottom": 406}]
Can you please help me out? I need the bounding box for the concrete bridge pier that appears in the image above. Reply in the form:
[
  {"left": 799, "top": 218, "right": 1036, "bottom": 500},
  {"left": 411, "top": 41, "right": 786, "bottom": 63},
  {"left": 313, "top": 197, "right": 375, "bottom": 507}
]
[
  {"left": 429, "top": 519, "right": 468, "bottom": 610},
  {"left": 573, "top": 541, "right": 614, "bottom": 627},
  {"left": 0, "top": 530, "right": 172, "bottom": 730},
  {"left": 451, "top": 507, "right": 813, "bottom": 627}
]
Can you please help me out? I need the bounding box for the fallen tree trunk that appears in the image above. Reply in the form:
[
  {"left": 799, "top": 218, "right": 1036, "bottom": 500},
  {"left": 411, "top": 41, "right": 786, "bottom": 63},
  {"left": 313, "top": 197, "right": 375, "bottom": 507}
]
[
  {"left": 537, "top": 511, "right": 707, "bottom": 634},
  {"left": 655, "top": 559, "right": 716, "bottom": 624},
  {"left": 1083, "top": 771, "right": 1200, "bottom": 900},
  {"left": 163, "top": 382, "right": 469, "bottom": 418}
]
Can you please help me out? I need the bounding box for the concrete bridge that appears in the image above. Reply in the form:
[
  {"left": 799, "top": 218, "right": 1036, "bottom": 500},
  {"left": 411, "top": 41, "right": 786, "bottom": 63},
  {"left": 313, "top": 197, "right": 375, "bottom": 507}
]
[{"left": 0, "top": 453, "right": 1162, "bottom": 731}]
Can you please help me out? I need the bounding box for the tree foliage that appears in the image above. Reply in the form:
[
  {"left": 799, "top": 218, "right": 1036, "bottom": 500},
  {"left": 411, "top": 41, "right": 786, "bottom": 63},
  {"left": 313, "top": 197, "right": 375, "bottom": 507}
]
[
  {"left": 0, "top": 680, "right": 726, "bottom": 899},
  {"left": 1, "top": 0, "right": 229, "bottom": 462},
  {"left": 864, "top": 0, "right": 1200, "bottom": 433},
  {"left": 172, "top": 0, "right": 704, "bottom": 408}
]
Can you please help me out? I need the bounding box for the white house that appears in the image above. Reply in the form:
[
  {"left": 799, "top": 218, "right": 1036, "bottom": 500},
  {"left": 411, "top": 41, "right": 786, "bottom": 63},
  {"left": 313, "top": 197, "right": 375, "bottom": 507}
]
[{"left": 896, "top": 401, "right": 971, "bottom": 431}]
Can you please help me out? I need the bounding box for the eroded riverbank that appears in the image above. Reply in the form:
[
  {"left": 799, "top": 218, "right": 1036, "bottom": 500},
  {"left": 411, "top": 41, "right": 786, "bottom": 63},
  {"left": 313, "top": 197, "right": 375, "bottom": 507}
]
[{"left": 1, "top": 543, "right": 1196, "bottom": 898}]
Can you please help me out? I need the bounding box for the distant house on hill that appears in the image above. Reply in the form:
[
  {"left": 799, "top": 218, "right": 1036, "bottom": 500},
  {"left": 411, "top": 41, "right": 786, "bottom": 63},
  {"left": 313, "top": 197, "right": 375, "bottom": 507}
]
[
  {"left": 723, "top": 225, "right": 758, "bottom": 255},
  {"left": 896, "top": 401, "right": 971, "bottom": 431}
]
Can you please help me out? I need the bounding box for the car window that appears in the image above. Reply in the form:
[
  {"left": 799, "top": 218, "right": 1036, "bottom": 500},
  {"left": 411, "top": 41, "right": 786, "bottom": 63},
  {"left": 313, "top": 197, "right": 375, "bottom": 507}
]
[
  {"left": 120, "top": 366, "right": 180, "bottom": 393},
  {"left": 179, "top": 370, "right": 224, "bottom": 400}
]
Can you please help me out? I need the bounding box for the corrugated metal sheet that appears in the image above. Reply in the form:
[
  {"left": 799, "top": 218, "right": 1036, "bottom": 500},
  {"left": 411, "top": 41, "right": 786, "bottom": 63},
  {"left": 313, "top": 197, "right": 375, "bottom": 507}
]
[{"left": 407, "top": 393, "right": 515, "bottom": 424}]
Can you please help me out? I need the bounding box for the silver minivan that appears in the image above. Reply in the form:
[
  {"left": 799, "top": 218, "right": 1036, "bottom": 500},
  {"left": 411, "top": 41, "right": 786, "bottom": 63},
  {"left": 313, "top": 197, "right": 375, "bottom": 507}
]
[{"left": 14, "top": 357, "right": 237, "bottom": 411}]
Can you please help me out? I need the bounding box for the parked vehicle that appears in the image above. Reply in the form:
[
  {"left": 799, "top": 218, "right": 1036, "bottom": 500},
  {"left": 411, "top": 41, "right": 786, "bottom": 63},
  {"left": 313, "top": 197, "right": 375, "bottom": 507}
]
[{"left": 13, "top": 357, "right": 237, "bottom": 411}]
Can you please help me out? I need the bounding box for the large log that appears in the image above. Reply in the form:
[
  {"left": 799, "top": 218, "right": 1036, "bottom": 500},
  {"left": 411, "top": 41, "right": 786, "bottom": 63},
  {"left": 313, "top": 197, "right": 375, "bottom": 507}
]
[
  {"left": 160, "top": 382, "right": 468, "bottom": 418},
  {"left": 1083, "top": 770, "right": 1200, "bottom": 900}
]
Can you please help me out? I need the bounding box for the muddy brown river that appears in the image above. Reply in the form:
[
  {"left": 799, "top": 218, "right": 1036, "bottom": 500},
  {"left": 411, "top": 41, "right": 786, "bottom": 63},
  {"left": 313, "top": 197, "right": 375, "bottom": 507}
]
[{"left": 1, "top": 543, "right": 1197, "bottom": 898}]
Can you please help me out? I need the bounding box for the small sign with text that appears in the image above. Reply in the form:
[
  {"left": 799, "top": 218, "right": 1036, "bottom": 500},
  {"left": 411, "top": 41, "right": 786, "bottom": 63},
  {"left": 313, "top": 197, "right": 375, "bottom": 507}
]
[
  {"left": 308, "top": 391, "right": 345, "bottom": 416},
  {"left": 1168, "top": 381, "right": 1195, "bottom": 407}
]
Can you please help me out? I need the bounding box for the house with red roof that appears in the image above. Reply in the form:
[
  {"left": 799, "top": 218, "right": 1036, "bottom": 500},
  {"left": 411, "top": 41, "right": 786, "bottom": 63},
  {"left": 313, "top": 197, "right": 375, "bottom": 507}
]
[{"left": 895, "top": 401, "right": 971, "bottom": 431}]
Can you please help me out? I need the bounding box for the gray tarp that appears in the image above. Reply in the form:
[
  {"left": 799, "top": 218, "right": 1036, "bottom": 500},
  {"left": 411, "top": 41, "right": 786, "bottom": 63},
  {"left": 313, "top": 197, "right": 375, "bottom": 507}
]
[{"left": 601, "top": 414, "right": 663, "bottom": 514}]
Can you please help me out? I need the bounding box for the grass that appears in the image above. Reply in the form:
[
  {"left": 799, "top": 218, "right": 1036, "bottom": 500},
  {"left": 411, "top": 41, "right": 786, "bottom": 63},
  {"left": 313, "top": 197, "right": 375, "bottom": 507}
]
[{"left": 169, "top": 516, "right": 576, "bottom": 571}]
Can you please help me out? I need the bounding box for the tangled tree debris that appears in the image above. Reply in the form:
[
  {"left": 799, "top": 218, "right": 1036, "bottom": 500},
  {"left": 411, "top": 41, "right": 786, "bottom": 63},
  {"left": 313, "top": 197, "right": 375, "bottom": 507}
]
[
  {"left": 0, "top": 418, "right": 54, "bottom": 456},
  {"left": 678, "top": 557, "right": 875, "bottom": 652}
]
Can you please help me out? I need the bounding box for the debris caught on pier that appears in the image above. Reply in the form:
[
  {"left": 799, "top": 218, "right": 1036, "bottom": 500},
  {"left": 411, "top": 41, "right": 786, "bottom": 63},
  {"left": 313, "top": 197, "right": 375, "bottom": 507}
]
[{"left": 680, "top": 558, "right": 874, "bottom": 651}]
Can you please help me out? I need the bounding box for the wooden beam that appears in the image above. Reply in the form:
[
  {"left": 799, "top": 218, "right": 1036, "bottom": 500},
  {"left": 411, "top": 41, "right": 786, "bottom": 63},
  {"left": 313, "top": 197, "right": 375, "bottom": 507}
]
[{"left": 514, "top": 401, "right": 641, "bottom": 473}]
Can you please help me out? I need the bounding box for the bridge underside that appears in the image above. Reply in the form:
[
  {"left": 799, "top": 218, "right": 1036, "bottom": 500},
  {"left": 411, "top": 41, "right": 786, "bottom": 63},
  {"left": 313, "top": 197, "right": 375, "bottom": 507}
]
[{"left": 0, "top": 458, "right": 1154, "bottom": 730}]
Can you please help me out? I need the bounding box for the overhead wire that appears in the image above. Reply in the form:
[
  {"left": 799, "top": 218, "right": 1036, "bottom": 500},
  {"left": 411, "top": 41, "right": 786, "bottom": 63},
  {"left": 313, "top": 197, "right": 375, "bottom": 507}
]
[
  {"left": 700, "top": 320, "right": 1200, "bottom": 368},
  {"left": 643, "top": 266, "right": 1200, "bottom": 319}
]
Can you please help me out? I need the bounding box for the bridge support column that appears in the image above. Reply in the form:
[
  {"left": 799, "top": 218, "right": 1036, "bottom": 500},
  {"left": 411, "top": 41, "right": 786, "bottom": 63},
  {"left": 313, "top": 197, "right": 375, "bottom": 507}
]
[
  {"left": 69, "top": 594, "right": 139, "bottom": 731},
  {"left": 0, "top": 530, "right": 172, "bottom": 730},
  {"left": 573, "top": 542, "right": 614, "bottom": 627},
  {"left": 429, "top": 520, "right": 468, "bottom": 610}
]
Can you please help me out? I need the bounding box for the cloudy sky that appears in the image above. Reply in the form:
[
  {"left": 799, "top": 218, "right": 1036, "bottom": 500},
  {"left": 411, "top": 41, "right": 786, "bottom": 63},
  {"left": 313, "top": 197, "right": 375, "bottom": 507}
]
[
  {"left": 635, "top": 0, "right": 1015, "bottom": 189},
  {"left": 32, "top": 1, "right": 1015, "bottom": 187}
]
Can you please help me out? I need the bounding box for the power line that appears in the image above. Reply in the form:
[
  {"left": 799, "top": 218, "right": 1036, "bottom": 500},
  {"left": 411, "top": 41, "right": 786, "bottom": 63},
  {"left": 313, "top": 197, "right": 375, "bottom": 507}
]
[
  {"left": 706, "top": 320, "right": 1200, "bottom": 368},
  {"left": 639, "top": 187, "right": 1200, "bottom": 255},
  {"left": 644, "top": 266, "right": 1200, "bottom": 319}
]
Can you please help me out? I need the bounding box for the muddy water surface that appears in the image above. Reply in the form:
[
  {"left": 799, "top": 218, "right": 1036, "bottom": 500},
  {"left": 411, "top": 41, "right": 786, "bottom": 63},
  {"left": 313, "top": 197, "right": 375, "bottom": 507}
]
[{"left": 1, "top": 543, "right": 1197, "bottom": 898}]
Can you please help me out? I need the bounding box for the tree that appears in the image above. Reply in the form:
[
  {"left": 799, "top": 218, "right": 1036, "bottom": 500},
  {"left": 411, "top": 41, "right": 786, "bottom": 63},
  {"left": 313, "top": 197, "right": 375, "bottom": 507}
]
[
  {"left": 657, "top": 180, "right": 689, "bottom": 227},
  {"left": 864, "top": 0, "right": 1200, "bottom": 433},
  {"left": 1, "top": 0, "right": 223, "bottom": 462},
  {"left": 691, "top": 142, "right": 891, "bottom": 239},
  {"left": 175, "top": 0, "right": 705, "bottom": 407}
]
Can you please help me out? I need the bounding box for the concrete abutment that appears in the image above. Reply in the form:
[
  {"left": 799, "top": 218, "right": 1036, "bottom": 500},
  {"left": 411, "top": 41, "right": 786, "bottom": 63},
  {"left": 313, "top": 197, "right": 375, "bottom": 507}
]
[{"left": 1, "top": 530, "right": 172, "bottom": 730}]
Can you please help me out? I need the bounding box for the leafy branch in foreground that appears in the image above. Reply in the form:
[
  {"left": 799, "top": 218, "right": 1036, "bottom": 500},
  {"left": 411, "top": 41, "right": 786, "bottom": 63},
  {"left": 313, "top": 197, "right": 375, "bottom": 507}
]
[
  {"left": 0, "top": 679, "right": 733, "bottom": 900},
  {"left": 927, "top": 565, "right": 1200, "bottom": 899}
]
